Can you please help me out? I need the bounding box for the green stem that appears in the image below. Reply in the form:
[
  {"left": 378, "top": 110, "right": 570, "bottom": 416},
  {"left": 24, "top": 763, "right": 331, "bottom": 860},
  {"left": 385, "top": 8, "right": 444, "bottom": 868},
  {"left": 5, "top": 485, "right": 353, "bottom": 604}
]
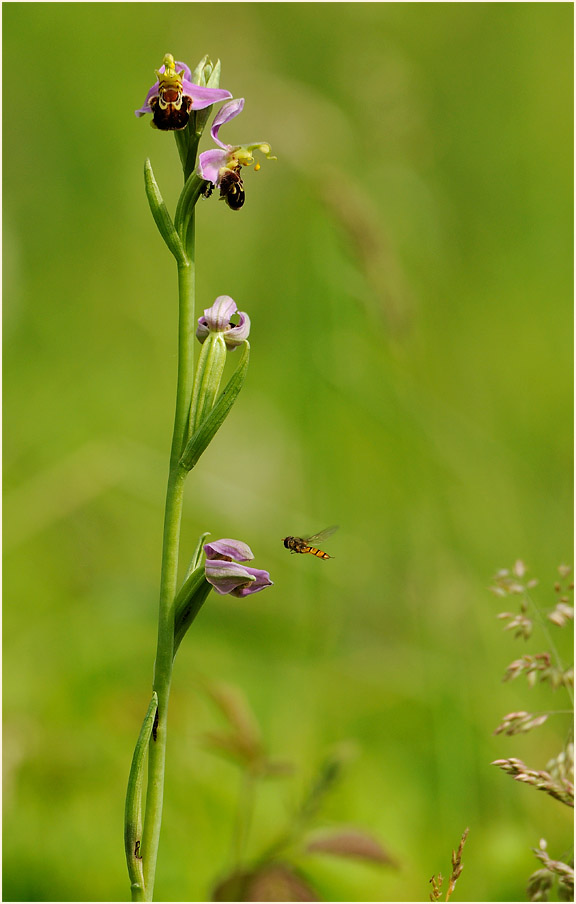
[
  {"left": 138, "top": 242, "right": 196, "bottom": 901},
  {"left": 173, "top": 255, "right": 196, "bottom": 460}
]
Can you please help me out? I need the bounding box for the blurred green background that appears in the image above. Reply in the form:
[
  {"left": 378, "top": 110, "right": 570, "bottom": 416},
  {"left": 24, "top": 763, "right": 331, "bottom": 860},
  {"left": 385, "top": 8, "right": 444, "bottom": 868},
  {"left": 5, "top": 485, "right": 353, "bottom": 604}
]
[{"left": 3, "top": 3, "right": 573, "bottom": 901}]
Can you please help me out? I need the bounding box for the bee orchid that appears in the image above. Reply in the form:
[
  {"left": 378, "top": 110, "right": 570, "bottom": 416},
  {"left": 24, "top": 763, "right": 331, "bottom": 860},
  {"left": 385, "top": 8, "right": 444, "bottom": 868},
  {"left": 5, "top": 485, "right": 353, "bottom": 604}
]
[
  {"left": 135, "top": 54, "right": 232, "bottom": 131},
  {"left": 196, "top": 295, "right": 250, "bottom": 349},
  {"left": 198, "top": 98, "right": 275, "bottom": 208},
  {"left": 204, "top": 539, "right": 273, "bottom": 598}
]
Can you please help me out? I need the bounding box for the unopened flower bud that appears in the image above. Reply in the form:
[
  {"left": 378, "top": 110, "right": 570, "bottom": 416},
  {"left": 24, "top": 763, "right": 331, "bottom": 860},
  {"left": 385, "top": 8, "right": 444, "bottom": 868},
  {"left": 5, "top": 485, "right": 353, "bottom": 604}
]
[{"left": 203, "top": 538, "right": 273, "bottom": 598}]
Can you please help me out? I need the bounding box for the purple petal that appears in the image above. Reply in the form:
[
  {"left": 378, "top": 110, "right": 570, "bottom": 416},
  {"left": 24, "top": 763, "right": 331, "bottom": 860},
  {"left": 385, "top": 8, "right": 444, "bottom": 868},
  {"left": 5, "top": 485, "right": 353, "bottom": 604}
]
[
  {"left": 211, "top": 98, "right": 245, "bottom": 148},
  {"left": 174, "top": 60, "right": 192, "bottom": 82},
  {"left": 229, "top": 566, "right": 273, "bottom": 598},
  {"left": 198, "top": 148, "right": 228, "bottom": 184},
  {"left": 182, "top": 81, "right": 233, "bottom": 111},
  {"left": 204, "top": 538, "right": 254, "bottom": 562},
  {"left": 198, "top": 296, "right": 238, "bottom": 333},
  {"left": 205, "top": 559, "right": 256, "bottom": 595},
  {"left": 223, "top": 311, "right": 251, "bottom": 348}
]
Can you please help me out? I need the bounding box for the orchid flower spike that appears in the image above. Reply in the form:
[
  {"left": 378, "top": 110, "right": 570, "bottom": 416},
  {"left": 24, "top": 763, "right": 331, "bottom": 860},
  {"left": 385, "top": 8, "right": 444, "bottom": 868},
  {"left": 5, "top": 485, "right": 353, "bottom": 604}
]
[
  {"left": 198, "top": 99, "right": 275, "bottom": 209},
  {"left": 135, "top": 53, "right": 232, "bottom": 131},
  {"left": 204, "top": 539, "right": 273, "bottom": 598}
]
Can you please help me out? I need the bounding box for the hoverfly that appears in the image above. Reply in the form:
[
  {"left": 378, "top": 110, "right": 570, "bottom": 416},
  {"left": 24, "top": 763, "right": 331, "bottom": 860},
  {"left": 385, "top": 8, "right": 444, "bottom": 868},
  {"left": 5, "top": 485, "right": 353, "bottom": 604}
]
[
  {"left": 282, "top": 526, "right": 338, "bottom": 560},
  {"left": 149, "top": 59, "right": 193, "bottom": 131},
  {"left": 219, "top": 165, "right": 246, "bottom": 210}
]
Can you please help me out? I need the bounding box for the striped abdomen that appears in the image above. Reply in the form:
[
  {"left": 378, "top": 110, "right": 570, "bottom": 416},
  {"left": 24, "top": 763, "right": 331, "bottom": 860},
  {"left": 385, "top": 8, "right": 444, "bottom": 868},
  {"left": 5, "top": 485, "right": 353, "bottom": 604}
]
[{"left": 301, "top": 545, "right": 331, "bottom": 559}]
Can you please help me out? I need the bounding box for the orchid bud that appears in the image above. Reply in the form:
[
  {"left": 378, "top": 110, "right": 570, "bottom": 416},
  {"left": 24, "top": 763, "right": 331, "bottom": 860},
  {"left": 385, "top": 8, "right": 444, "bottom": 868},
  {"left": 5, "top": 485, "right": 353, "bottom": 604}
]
[{"left": 203, "top": 539, "right": 273, "bottom": 598}]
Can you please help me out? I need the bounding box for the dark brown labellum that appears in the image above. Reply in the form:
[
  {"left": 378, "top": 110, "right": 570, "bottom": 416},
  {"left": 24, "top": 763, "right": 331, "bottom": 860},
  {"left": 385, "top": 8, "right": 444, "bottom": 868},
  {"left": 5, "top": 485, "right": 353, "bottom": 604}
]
[
  {"left": 150, "top": 92, "right": 192, "bottom": 131},
  {"left": 219, "top": 167, "right": 245, "bottom": 210}
]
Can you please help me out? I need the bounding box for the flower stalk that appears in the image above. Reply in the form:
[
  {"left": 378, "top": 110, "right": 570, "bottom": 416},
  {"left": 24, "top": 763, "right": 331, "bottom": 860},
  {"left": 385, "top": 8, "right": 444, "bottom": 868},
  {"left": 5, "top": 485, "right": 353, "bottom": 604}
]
[
  {"left": 125, "top": 52, "right": 274, "bottom": 902},
  {"left": 140, "top": 258, "right": 195, "bottom": 891}
]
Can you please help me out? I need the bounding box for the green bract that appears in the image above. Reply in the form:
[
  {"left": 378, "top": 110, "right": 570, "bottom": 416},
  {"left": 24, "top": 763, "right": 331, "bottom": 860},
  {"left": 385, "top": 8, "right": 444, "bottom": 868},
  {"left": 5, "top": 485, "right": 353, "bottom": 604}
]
[{"left": 180, "top": 341, "right": 250, "bottom": 472}]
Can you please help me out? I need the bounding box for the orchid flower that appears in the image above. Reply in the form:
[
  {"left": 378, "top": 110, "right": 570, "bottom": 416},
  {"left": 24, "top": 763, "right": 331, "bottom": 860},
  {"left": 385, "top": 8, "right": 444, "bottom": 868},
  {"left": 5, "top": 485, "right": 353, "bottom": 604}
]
[
  {"left": 196, "top": 295, "right": 250, "bottom": 349},
  {"left": 204, "top": 539, "right": 273, "bottom": 598},
  {"left": 135, "top": 54, "right": 232, "bottom": 131},
  {"left": 198, "top": 99, "right": 275, "bottom": 208}
]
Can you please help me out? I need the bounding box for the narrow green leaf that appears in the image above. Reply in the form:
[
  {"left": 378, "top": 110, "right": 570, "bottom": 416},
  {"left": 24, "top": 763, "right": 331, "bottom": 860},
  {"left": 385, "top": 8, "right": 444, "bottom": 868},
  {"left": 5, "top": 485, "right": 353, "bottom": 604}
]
[
  {"left": 179, "top": 341, "right": 250, "bottom": 472},
  {"left": 144, "top": 159, "right": 187, "bottom": 264},
  {"left": 184, "top": 531, "right": 212, "bottom": 580},
  {"left": 173, "top": 565, "right": 213, "bottom": 656},
  {"left": 124, "top": 692, "right": 158, "bottom": 899}
]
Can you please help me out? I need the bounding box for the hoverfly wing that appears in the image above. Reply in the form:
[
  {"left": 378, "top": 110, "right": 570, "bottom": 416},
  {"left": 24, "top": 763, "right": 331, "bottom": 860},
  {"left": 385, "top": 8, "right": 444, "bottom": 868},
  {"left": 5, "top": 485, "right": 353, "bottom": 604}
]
[{"left": 302, "top": 525, "right": 339, "bottom": 544}]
